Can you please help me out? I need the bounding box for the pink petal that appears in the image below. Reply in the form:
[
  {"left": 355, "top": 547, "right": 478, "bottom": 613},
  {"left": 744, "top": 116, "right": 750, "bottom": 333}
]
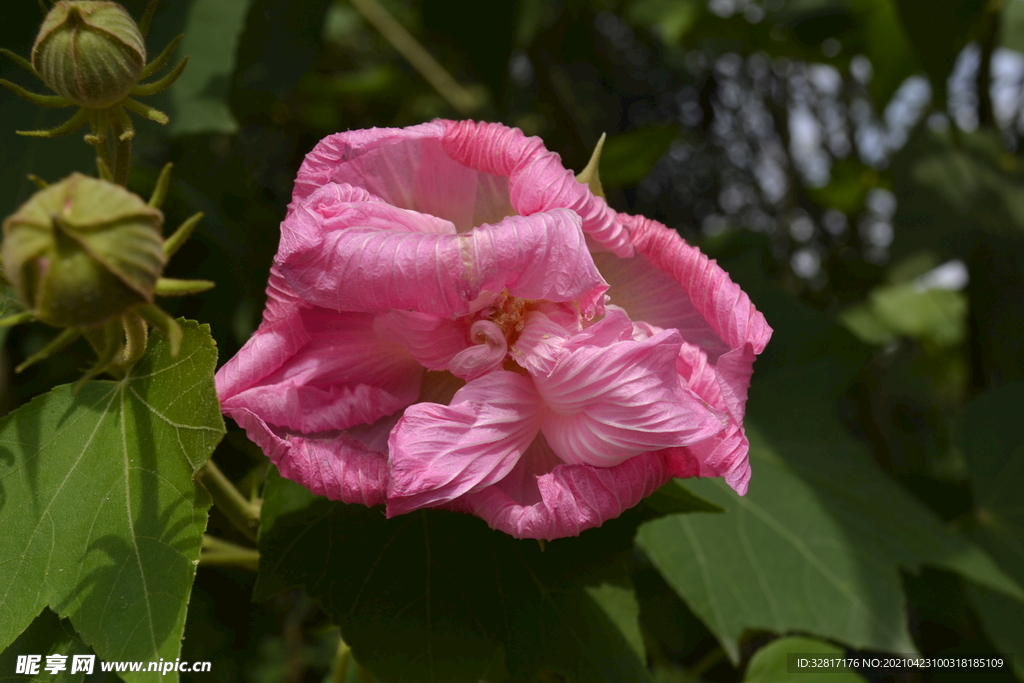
[
  {"left": 463, "top": 451, "right": 671, "bottom": 540},
  {"left": 292, "top": 121, "right": 635, "bottom": 253},
  {"left": 262, "top": 265, "right": 310, "bottom": 327},
  {"left": 217, "top": 308, "right": 421, "bottom": 434},
  {"left": 616, "top": 213, "right": 772, "bottom": 360},
  {"left": 215, "top": 304, "right": 309, "bottom": 405},
  {"left": 279, "top": 200, "right": 607, "bottom": 318},
  {"left": 532, "top": 329, "right": 726, "bottom": 467},
  {"left": 448, "top": 320, "right": 507, "bottom": 380},
  {"left": 587, "top": 215, "right": 772, "bottom": 495},
  {"left": 387, "top": 371, "right": 543, "bottom": 515},
  {"left": 292, "top": 122, "right": 446, "bottom": 205},
  {"left": 563, "top": 307, "right": 636, "bottom": 350},
  {"left": 673, "top": 340, "right": 755, "bottom": 493},
  {"left": 291, "top": 122, "right": 515, "bottom": 232},
  {"left": 229, "top": 408, "right": 389, "bottom": 507},
  {"left": 373, "top": 310, "right": 470, "bottom": 371},
  {"left": 442, "top": 120, "right": 634, "bottom": 256},
  {"left": 509, "top": 310, "right": 571, "bottom": 377}
]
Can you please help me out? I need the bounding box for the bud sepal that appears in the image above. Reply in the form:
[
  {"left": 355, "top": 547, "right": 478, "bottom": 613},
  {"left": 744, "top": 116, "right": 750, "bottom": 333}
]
[
  {"left": 1, "top": 169, "right": 214, "bottom": 380},
  {"left": 0, "top": 1, "right": 189, "bottom": 185}
]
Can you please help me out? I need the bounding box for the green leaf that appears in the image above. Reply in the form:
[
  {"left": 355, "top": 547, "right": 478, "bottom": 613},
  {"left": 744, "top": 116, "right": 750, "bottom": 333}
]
[
  {"left": 0, "top": 609, "right": 102, "bottom": 683},
  {"left": 960, "top": 382, "right": 1024, "bottom": 585},
  {"left": 636, "top": 293, "right": 1023, "bottom": 663},
  {"left": 641, "top": 479, "right": 726, "bottom": 516},
  {"left": 892, "top": 129, "right": 1024, "bottom": 262},
  {"left": 840, "top": 282, "right": 967, "bottom": 347},
  {"left": 168, "top": 0, "right": 254, "bottom": 135},
  {"left": 743, "top": 636, "right": 867, "bottom": 683},
  {"left": 849, "top": 0, "right": 917, "bottom": 107},
  {"left": 894, "top": 131, "right": 1024, "bottom": 384},
  {"left": 626, "top": 0, "right": 704, "bottom": 45},
  {"left": 0, "top": 320, "right": 225, "bottom": 682},
  {"left": 1001, "top": 0, "right": 1024, "bottom": 52},
  {"left": 598, "top": 126, "right": 679, "bottom": 190},
  {"left": 966, "top": 585, "right": 1024, "bottom": 680},
  {"left": 256, "top": 469, "right": 654, "bottom": 683},
  {"left": 960, "top": 383, "right": 1024, "bottom": 678}
]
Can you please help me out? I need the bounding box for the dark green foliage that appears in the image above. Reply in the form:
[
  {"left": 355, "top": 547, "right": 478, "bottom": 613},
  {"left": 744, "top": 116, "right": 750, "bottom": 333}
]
[{"left": 4, "top": 0, "right": 1024, "bottom": 681}]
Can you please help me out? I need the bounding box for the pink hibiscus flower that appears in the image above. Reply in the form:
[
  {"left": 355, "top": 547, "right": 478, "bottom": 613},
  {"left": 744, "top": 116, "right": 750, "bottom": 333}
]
[{"left": 215, "top": 120, "right": 772, "bottom": 540}]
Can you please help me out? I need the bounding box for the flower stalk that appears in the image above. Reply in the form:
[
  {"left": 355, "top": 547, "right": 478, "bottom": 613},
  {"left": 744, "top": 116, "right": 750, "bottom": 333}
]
[
  {"left": 197, "top": 459, "right": 261, "bottom": 543},
  {"left": 199, "top": 535, "right": 260, "bottom": 572}
]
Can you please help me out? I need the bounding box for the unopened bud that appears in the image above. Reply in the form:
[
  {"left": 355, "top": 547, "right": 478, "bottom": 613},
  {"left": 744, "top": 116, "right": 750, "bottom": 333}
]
[
  {"left": 32, "top": 1, "right": 146, "bottom": 108},
  {"left": 2, "top": 173, "right": 166, "bottom": 328}
]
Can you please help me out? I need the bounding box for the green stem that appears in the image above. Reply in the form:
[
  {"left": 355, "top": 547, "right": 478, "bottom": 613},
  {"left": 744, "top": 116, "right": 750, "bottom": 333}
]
[
  {"left": 119, "top": 311, "right": 149, "bottom": 371},
  {"left": 197, "top": 459, "right": 261, "bottom": 542},
  {"left": 348, "top": 0, "right": 479, "bottom": 114},
  {"left": 88, "top": 110, "right": 114, "bottom": 182},
  {"left": 110, "top": 107, "right": 133, "bottom": 186},
  {"left": 200, "top": 534, "right": 260, "bottom": 571}
]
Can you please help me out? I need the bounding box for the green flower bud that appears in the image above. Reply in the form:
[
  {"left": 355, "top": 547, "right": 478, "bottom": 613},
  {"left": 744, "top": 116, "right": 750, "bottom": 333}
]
[
  {"left": 31, "top": 1, "right": 146, "bottom": 109},
  {"left": 2, "top": 173, "right": 166, "bottom": 328}
]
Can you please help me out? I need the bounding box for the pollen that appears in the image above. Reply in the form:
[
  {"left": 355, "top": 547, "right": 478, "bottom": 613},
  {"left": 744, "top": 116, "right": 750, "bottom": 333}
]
[{"left": 488, "top": 291, "right": 532, "bottom": 346}]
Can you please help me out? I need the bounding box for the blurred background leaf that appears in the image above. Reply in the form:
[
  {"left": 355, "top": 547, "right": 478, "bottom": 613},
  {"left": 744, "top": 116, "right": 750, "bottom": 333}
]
[
  {"left": 168, "top": 0, "right": 254, "bottom": 135},
  {"left": 741, "top": 636, "right": 868, "bottom": 683}
]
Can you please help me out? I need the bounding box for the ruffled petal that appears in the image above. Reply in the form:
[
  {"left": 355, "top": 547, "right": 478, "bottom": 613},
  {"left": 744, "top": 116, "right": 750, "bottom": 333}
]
[
  {"left": 441, "top": 119, "right": 634, "bottom": 256},
  {"left": 215, "top": 304, "right": 309, "bottom": 405},
  {"left": 387, "top": 371, "right": 543, "bottom": 515},
  {"left": 616, "top": 214, "right": 773, "bottom": 360},
  {"left": 291, "top": 122, "right": 514, "bottom": 231},
  {"left": 292, "top": 122, "right": 446, "bottom": 205},
  {"left": 217, "top": 308, "right": 422, "bottom": 434},
  {"left": 563, "top": 307, "right": 636, "bottom": 349},
  {"left": 534, "top": 329, "right": 726, "bottom": 467},
  {"left": 586, "top": 216, "right": 771, "bottom": 495},
  {"left": 262, "top": 265, "right": 310, "bottom": 327},
  {"left": 673, "top": 340, "right": 755, "bottom": 493},
  {"left": 229, "top": 408, "right": 389, "bottom": 507},
  {"left": 279, "top": 201, "right": 607, "bottom": 318},
  {"left": 463, "top": 451, "right": 670, "bottom": 540}
]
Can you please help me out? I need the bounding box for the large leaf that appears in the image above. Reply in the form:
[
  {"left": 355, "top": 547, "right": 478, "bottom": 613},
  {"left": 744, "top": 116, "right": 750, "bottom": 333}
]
[
  {"left": 0, "top": 609, "right": 101, "bottom": 683},
  {"left": 254, "top": 469, "right": 714, "bottom": 683},
  {"left": 959, "top": 382, "right": 1024, "bottom": 584},
  {"left": 168, "top": 0, "right": 254, "bottom": 135},
  {"left": 960, "top": 383, "right": 1024, "bottom": 678},
  {"left": 0, "top": 321, "right": 225, "bottom": 682},
  {"left": 637, "top": 292, "right": 1023, "bottom": 662}
]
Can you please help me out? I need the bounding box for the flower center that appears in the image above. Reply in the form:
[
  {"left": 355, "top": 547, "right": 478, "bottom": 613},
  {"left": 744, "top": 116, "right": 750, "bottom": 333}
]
[{"left": 487, "top": 292, "right": 531, "bottom": 346}]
